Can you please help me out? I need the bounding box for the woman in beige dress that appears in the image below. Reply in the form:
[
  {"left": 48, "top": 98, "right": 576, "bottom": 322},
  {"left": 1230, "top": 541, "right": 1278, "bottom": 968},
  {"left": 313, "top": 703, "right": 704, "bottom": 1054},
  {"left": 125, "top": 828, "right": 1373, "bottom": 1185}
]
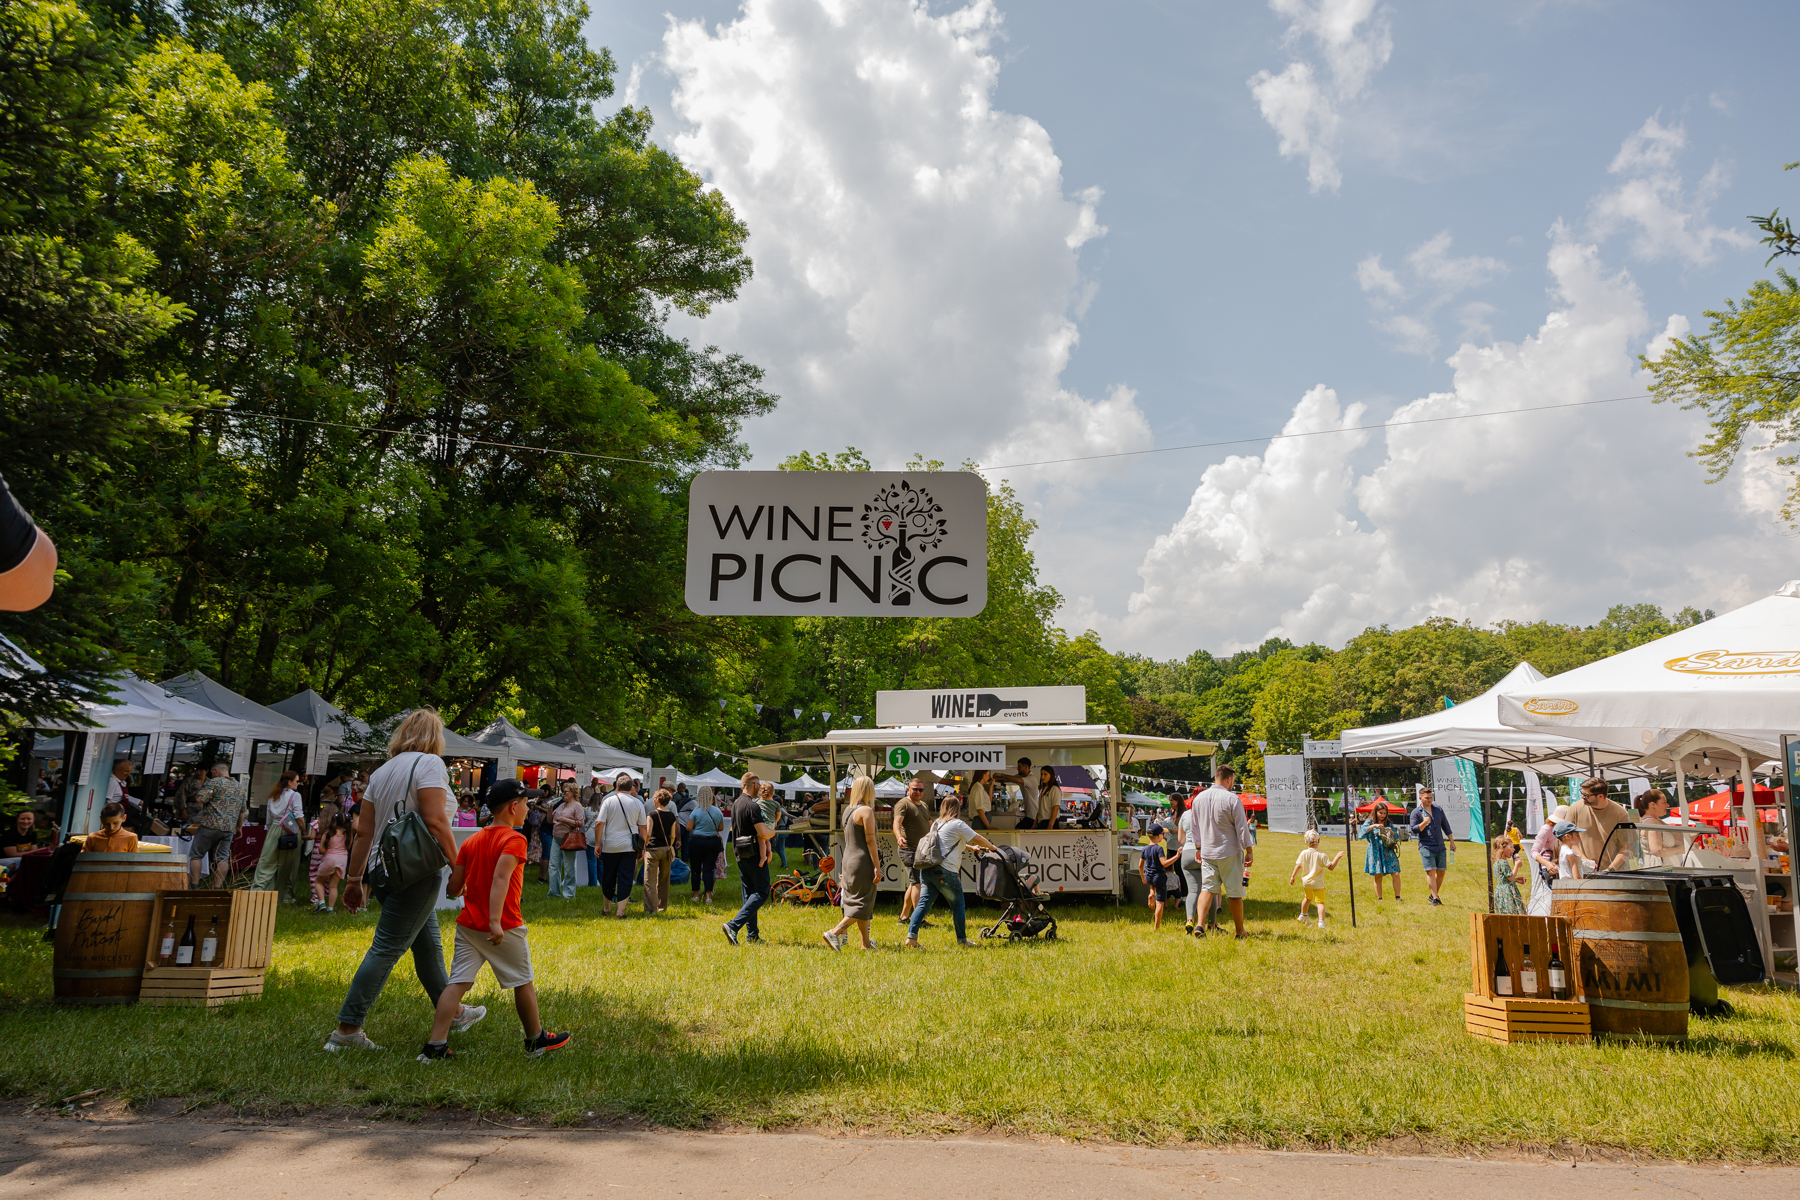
[{"left": 823, "top": 777, "right": 881, "bottom": 951}]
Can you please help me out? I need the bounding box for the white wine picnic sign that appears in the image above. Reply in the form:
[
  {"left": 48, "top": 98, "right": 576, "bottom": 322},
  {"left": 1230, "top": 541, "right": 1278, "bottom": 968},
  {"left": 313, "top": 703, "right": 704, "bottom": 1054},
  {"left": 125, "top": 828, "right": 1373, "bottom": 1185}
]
[{"left": 685, "top": 471, "right": 988, "bottom": 617}]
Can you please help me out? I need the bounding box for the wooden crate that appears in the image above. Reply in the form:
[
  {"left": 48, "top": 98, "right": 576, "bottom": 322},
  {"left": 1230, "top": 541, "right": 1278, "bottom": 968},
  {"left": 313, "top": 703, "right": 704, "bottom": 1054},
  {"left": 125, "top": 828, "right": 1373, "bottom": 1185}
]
[
  {"left": 145, "top": 889, "right": 277, "bottom": 971},
  {"left": 140, "top": 966, "right": 266, "bottom": 1007},
  {"left": 1464, "top": 992, "right": 1593, "bottom": 1044},
  {"left": 139, "top": 889, "right": 275, "bottom": 1007},
  {"left": 1469, "top": 912, "right": 1575, "bottom": 1000}
]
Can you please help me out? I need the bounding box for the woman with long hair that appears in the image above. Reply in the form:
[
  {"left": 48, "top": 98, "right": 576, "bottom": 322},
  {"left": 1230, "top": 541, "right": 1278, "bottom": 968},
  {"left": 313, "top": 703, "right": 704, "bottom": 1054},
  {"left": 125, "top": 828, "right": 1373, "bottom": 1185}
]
[
  {"left": 324, "top": 709, "right": 483, "bottom": 1053},
  {"left": 823, "top": 777, "right": 881, "bottom": 951},
  {"left": 684, "top": 786, "right": 726, "bottom": 905},
  {"left": 1358, "top": 801, "right": 1403, "bottom": 901},
  {"left": 1036, "top": 765, "right": 1064, "bottom": 829},
  {"left": 548, "top": 781, "right": 585, "bottom": 899},
  {"left": 252, "top": 769, "right": 305, "bottom": 896}
]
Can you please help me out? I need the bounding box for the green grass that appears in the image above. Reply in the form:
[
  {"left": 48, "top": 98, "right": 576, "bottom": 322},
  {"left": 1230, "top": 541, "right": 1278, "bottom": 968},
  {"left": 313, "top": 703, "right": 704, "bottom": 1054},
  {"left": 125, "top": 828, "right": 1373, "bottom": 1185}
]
[{"left": 3, "top": 831, "right": 1798, "bottom": 1158}]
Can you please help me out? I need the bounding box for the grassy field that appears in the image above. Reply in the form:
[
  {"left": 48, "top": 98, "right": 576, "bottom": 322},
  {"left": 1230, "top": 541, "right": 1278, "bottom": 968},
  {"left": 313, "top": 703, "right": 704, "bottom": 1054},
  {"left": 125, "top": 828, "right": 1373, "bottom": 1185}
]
[{"left": 2, "top": 830, "right": 1798, "bottom": 1158}]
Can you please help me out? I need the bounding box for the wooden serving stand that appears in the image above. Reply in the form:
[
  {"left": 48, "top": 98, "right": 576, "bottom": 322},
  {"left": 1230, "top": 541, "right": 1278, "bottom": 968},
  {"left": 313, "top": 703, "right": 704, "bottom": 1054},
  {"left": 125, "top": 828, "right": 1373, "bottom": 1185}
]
[
  {"left": 140, "top": 890, "right": 277, "bottom": 1007},
  {"left": 1465, "top": 913, "right": 1592, "bottom": 1044}
]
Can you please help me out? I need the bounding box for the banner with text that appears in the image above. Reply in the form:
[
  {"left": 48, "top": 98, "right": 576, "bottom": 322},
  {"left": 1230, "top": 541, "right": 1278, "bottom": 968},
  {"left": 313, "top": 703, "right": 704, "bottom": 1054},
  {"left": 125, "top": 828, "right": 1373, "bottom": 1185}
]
[
  {"left": 875, "top": 685, "right": 1086, "bottom": 726},
  {"left": 1265, "top": 754, "right": 1307, "bottom": 833},
  {"left": 686, "top": 471, "right": 988, "bottom": 617},
  {"left": 886, "top": 745, "right": 1007, "bottom": 772},
  {"left": 844, "top": 829, "right": 1116, "bottom": 894}
]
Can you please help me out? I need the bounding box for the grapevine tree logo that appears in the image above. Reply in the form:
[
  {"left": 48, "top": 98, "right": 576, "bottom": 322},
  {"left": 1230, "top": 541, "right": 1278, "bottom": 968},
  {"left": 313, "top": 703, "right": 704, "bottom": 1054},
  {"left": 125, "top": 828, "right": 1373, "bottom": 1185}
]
[{"left": 861, "top": 480, "right": 948, "bottom": 607}]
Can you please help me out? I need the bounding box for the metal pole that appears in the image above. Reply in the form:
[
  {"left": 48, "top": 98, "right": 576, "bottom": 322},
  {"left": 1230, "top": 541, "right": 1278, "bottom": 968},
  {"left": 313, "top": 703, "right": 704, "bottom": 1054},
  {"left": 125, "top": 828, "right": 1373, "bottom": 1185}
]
[
  {"left": 1483, "top": 749, "right": 1495, "bottom": 914},
  {"left": 1343, "top": 753, "right": 1357, "bottom": 928}
]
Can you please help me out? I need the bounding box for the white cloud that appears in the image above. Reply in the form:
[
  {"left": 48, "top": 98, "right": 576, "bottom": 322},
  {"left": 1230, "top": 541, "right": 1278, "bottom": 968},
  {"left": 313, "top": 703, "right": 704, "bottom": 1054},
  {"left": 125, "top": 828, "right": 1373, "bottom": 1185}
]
[
  {"left": 1080, "top": 229, "right": 1791, "bottom": 657},
  {"left": 658, "top": 0, "right": 1149, "bottom": 474},
  {"left": 1357, "top": 230, "right": 1508, "bottom": 356},
  {"left": 1248, "top": 0, "right": 1393, "bottom": 192},
  {"left": 1590, "top": 115, "right": 1754, "bottom": 266}
]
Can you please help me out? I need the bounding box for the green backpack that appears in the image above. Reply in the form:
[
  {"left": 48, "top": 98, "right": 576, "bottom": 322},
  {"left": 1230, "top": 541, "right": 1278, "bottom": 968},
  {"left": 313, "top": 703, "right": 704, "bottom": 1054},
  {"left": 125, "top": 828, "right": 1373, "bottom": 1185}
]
[{"left": 369, "top": 755, "right": 450, "bottom": 896}]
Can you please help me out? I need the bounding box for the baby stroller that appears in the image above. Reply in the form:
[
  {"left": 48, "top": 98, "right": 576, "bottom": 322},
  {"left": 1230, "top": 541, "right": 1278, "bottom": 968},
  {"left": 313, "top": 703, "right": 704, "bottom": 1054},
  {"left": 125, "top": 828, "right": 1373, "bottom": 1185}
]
[{"left": 976, "top": 845, "right": 1057, "bottom": 941}]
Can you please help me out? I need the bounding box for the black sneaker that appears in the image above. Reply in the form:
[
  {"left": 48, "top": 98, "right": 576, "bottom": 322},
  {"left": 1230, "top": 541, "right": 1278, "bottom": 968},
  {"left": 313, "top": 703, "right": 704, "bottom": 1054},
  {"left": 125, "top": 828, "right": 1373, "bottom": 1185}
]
[
  {"left": 746, "top": 934, "right": 765, "bottom": 944},
  {"left": 1429, "top": 896, "right": 1443, "bottom": 906},
  {"left": 416, "top": 1041, "right": 453, "bottom": 1064},
  {"left": 524, "top": 1030, "right": 572, "bottom": 1058},
  {"left": 721, "top": 923, "right": 739, "bottom": 946}
]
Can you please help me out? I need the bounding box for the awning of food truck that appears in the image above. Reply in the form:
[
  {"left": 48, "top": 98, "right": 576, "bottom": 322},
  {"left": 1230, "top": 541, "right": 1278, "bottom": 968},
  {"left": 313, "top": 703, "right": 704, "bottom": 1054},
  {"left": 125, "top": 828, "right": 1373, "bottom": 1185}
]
[{"left": 740, "top": 724, "right": 1217, "bottom": 766}]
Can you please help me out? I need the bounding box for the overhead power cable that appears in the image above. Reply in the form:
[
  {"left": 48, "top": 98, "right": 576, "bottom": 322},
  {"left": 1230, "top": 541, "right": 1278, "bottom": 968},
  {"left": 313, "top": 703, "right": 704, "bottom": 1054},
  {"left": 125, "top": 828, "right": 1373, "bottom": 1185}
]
[{"left": 970, "top": 392, "right": 1654, "bottom": 472}]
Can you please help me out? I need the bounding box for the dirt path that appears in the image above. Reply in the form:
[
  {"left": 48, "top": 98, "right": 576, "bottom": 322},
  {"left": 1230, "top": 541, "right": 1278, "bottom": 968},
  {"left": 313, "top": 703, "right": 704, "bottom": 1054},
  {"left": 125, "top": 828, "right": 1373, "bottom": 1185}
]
[{"left": 1, "top": 1112, "right": 1794, "bottom": 1199}]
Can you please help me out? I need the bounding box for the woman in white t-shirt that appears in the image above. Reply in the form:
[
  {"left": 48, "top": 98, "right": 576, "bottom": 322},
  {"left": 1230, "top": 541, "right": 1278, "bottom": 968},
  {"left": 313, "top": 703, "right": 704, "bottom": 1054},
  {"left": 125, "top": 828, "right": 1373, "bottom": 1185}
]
[
  {"left": 903, "top": 794, "right": 998, "bottom": 948},
  {"left": 596, "top": 778, "right": 649, "bottom": 918},
  {"left": 966, "top": 771, "right": 994, "bottom": 829},
  {"left": 251, "top": 770, "right": 306, "bottom": 894},
  {"left": 326, "top": 708, "right": 478, "bottom": 1054},
  {"left": 1036, "top": 766, "right": 1064, "bottom": 828}
]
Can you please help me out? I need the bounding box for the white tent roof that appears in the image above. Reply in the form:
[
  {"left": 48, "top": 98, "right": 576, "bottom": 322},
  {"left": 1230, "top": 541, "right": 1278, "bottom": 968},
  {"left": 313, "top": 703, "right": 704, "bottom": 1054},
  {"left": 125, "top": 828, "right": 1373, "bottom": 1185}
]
[
  {"left": 468, "top": 716, "right": 578, "bottom": 765},
  {"left": 269, "top": 689, "right": 376, "bottom": 751},
  {"left": 775, "top": 772, "right": 830, "bottom": 794},
  {"left": 1497, "top": 582, "right": 1800, "bottom": 751},
  {"left": 1341, "top": 662, "right": 1645, "bottom": 774},
  {"left": 160, "top": 671, "right": 315, "bottom": 745},
  {"left": 544, "top": 725, "right": 649, "bottom": 772},
  {"left": 873, "top": 776, "right": 909, "bottom": 798},
  {"left": 680, "top": 767, "right": 744, "bottom": 790}
]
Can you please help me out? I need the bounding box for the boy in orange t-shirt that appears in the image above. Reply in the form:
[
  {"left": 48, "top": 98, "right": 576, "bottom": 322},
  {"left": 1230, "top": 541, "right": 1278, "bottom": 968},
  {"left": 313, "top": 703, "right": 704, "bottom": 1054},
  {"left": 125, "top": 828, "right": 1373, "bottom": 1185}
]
[
  {"left": 82, "top": 803, "right": 140, "bottom": 853},
  {"left": 419, "top": 780, "right": 572, "bottom": 1062}
]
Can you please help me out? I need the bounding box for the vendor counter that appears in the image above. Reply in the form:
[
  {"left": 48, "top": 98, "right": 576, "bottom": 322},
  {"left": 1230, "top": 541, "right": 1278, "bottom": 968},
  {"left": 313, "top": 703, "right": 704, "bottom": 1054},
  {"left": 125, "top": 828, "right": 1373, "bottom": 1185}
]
[{"left": 828, "top": 825, "right": 1119, "bottom": 896}]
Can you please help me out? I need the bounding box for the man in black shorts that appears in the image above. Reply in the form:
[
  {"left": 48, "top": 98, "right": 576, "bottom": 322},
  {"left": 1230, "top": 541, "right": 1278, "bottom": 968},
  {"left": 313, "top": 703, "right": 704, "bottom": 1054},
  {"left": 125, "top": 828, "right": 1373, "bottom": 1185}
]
[
  {"left": 723, "top": 773, "right": 773, "bottom": 945},
  {"left": 891, "top": 775, "right": 932, "bottom": 924}
]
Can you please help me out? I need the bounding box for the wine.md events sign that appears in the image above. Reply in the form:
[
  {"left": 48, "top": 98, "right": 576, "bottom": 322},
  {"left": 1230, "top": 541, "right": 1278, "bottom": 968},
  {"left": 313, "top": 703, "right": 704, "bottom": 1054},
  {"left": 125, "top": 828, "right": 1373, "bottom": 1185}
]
[
  {"left": 685, "top": 472, "right": 988, "bottom": 617},
  {"left": 874, "top": 685, "right": 1086, "bottom": 726}
]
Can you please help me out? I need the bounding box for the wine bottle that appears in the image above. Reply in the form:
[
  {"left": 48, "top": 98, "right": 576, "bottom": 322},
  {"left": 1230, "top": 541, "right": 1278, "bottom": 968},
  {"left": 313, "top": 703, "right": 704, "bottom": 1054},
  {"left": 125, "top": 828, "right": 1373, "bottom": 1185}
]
[
  {"left": 176, "top": 915, "right": 196, "bottom": 966},
  {"left": 1493, "top": 936, "right": 1513, "bottom": 996},
  {"left": 1547, "top": 931, "right": 1568, "bottom": 1001},
  {"left": 200, "top": 916, "right": 220, "bottom": 966},
  {"left": 1520, "top": 941, "right": 1538, "bottom": 997},
  {"left": 158, "top": 910, "right": 177, "bottom": 965}
]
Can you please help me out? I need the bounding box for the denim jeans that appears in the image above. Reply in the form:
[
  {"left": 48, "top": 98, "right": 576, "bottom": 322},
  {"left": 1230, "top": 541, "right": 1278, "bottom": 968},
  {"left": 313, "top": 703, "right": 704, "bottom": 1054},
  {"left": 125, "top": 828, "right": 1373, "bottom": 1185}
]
[
  {"left": 335, "top": 870, "right": 448, "bottom": 1028},
  {"left": 727, "top": 857, "right": 768, "bottom": 937},
  {"left": 548, "top": 842, "right": 578, "bottom": 899},
  {"left": 1180, "top": 848, "right": 1204, "bottom": 925},
  {"left": 600, "top": 850, "right": 637, "bottom": 903},
  {"left": 908, "top": 864, "right": 966, "bottom": 941},
  {"left": 772, "top": 832, "right": 788, "bottom": 868}
]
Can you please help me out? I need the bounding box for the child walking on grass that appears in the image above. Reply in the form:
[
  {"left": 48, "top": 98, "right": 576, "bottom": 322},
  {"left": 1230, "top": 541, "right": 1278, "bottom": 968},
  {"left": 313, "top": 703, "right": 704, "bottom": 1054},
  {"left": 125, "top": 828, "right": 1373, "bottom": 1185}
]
[
  {"left": 1289, "top": 830, "right": 1345, "bottom": 928},
  {"left": 419, "top": 779, "right": 572, "bottom": 1063},
  {"left": 1139, "top": 823, "right": 1180, "bottom": 930}
]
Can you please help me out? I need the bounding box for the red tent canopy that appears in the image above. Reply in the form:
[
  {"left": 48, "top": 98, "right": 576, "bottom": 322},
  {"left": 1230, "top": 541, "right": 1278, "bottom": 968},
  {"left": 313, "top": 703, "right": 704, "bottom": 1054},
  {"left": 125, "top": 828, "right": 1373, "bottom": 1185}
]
[
  {"left": 1355, "top": 798, "right": 1403, "bottom": 814},
  {"left": 1237, "top": 793, "right": 1267, "bottom": 811},
  {"left": 1686, "top": 789, "right": 1779, "bottom": 826}
]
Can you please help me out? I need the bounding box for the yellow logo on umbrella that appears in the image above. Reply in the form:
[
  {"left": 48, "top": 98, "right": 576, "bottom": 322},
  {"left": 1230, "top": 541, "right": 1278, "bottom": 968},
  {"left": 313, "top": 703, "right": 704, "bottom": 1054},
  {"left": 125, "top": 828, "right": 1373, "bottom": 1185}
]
[
  {"left": 1663, "top": 650, "right": 1800, "bottom": 675},
  {"left": 1521, "top": 697, "right": 1579, "bottom": 716}
]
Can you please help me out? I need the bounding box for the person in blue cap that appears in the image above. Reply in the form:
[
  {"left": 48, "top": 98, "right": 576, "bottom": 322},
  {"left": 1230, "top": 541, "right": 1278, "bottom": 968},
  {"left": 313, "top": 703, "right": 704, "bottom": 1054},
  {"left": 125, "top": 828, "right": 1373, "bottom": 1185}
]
[{"left": 1139, "top": 823, "right": 1179, "bottom": 931}]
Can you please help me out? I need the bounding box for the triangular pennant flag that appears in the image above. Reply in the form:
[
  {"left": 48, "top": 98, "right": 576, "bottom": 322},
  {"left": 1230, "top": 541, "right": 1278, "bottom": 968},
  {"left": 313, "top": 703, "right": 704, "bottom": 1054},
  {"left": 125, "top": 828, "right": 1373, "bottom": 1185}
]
[
  {"left": 753, "top": 704, "right": 763, "bottom": 714},
  {"left": 822, "top": 712, "right": 833, "bottom": 722},
  {"left": 717, "top": 698, "right": 727, "bottom": 711},
  {"left": 793, "top": 708, "right": 802, "bottom": 718}
]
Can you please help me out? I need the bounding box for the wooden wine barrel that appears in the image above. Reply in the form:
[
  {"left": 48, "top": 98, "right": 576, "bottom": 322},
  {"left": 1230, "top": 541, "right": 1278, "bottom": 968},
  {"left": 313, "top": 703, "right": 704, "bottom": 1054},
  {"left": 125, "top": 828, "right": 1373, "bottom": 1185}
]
[
  {"left": 1552, "top": 875, "right": 1689, "bottom": 1042},
  {"left": 53, "top": 853, "right": 188, "bottom": 1005}
]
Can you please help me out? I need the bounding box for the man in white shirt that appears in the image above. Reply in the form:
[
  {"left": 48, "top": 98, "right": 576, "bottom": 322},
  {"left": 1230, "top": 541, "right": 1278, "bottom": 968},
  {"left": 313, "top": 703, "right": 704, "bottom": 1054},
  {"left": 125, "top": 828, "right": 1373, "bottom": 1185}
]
[
  {"left": 995, "top": 757, "right": 1038, "bottom": 828},
  {"left": 1189, "top": 765, "right": 1255, "bottom": 939}
]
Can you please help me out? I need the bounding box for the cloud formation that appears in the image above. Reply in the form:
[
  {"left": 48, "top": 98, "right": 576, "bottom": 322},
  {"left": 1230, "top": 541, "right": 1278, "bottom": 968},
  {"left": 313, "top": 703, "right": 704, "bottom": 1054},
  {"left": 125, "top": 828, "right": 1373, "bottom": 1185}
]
[
  {"left": 1082, "top": 229, "right": 1788, "bottom": 657},
  {"left": 1590, "top": 115, "right": 1754, "bottom": 265},
  {"left": 1248, "top": 0, "right": 1393, "bottom": 192},
  {"left": 1356, "top": 231, "right": 1507, "bottom": 355},
  {"left": 659, "top": 0, "right": 1150, "bottom": 473}
]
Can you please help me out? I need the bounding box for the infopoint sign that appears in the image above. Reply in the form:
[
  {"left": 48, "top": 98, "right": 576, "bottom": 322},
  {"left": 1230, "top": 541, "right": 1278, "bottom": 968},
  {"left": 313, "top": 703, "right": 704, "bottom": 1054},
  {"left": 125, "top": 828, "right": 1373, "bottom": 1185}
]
[
  {"left": 685, "top": 471, "right": 988, "bottom": 617},
  {"left": 885, "top": 745, "right": 1008, "bottom": 772}
]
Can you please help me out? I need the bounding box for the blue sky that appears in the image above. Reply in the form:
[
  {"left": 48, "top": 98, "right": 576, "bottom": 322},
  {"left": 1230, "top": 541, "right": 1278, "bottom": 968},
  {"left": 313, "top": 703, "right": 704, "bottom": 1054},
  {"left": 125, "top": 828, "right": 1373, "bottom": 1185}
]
[{"left": 585, "top": 0, "right": 1800, "bottom": 658}]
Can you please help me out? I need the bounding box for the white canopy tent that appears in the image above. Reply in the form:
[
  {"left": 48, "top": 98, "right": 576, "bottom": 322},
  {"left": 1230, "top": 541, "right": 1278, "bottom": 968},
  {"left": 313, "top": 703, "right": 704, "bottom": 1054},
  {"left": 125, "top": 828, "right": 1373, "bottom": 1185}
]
[
  {"left": 1496, "top": 582, "right": 1800, "bottom": 981},
  {"left": 680, "top": 767, "right": 744, "bottom": 790},
  {"left": 468, "top": 716, "right": 577, "bottom": 765},
  {"left": 160, "top": 671, "right": 315, "bottom": 746},
  {"left": 269, "top": 688, "right": 379, "bottom": 767},
  {"left": 775, "top": 772, "right": 830, "bottom": 794},
  {"left": 545, "top": 725, "right": 650, "bottom": 774},
  {"left": 1342, "top": 662, "right": 1649, "bottom": 776}
]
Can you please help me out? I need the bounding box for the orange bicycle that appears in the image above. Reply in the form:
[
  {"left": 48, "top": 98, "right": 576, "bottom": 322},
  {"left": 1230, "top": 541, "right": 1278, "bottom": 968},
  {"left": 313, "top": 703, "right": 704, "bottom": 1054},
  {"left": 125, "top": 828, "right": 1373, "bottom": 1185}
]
[{"left": 772, "top": 850, "right": 839, "bottom": 906}]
